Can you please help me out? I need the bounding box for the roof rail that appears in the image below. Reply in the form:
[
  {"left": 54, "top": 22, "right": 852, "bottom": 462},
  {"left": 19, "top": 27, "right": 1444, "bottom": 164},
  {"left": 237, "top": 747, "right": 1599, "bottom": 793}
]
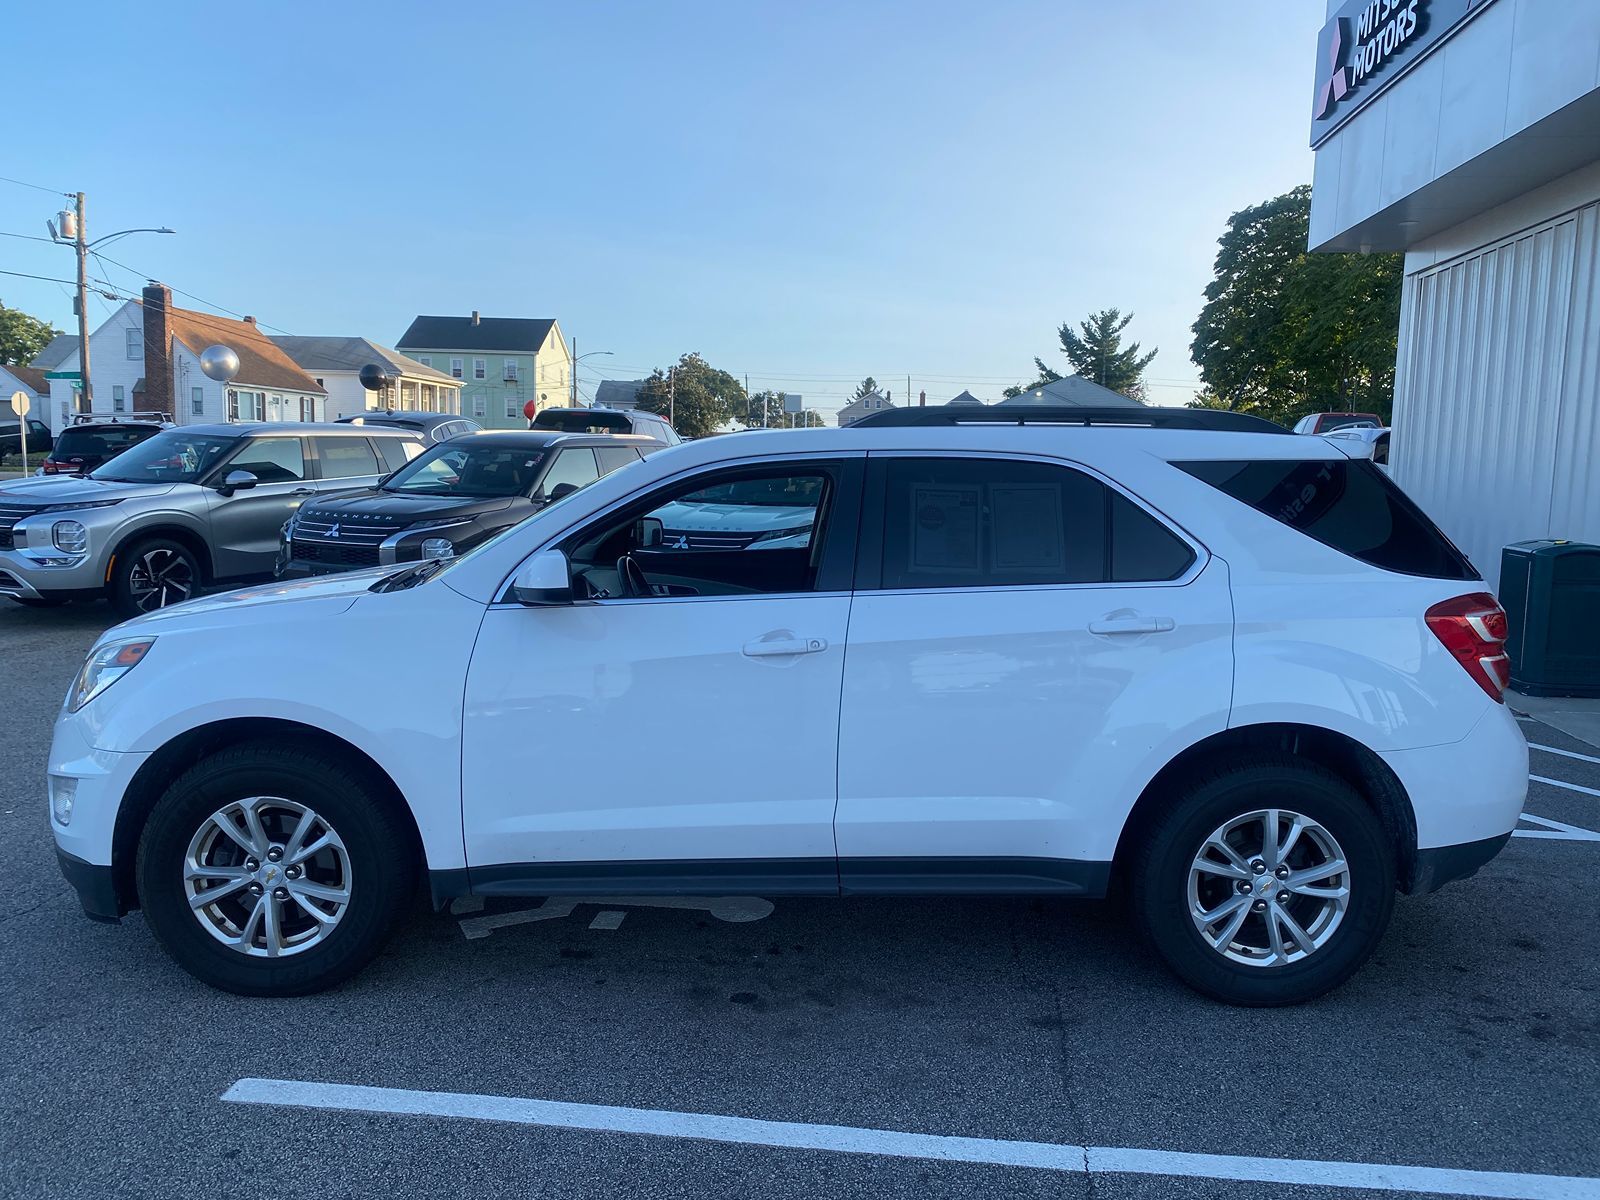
[
  {"left": 69, "top": 411, "right": 173, "bottom": 426},
  {"left": 849, "top": 405, "right": 1290, "bottom": 434}
]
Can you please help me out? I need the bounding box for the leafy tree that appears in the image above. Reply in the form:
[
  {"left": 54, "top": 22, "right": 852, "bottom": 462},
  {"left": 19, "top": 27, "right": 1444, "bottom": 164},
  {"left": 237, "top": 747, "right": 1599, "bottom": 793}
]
[
  {"left": 1189, "top": 185, "right": 1402, "bottom": 424},
  {"left": 0, "top": 301, "right": 60, "bottom": 367},
  {"left": 849, "top": 376, "right": 879, "bottom": 402},
  {"left": 635, "top": 352, "right": 746, "bottom": 439},
  {"left": 743, "top": 390, "right": 824, "bottom": 428},
  {"left": 1004, "top": 308, "right": 1155, "bottom": 399}
]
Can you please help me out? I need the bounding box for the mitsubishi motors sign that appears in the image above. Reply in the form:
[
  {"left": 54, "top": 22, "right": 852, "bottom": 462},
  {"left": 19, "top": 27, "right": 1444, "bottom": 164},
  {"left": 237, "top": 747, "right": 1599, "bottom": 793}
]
[{"left": 1311, "top": 0, "right": 1493, "bottom": 147}]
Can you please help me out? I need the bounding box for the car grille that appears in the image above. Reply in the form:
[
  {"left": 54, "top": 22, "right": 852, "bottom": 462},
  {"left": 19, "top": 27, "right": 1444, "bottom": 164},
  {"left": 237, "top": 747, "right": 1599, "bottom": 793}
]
[
  {"left": 659, "top": 529, "right": 762, "bottom": 551},
  {"left": 291, "top": 537, "right": 381, "bottom": 567},
  {"left": 289, "top": 512, "right": 393, "bottom": 568},
  {"left": 0, "top": 502, "right": 40, "bottom": 551}
]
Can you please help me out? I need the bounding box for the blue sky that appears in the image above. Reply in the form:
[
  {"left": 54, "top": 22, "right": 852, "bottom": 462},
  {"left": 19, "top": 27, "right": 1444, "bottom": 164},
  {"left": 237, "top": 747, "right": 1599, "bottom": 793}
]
[{"left": 2, "top": 0, "right": 1321, "bottom": 414}]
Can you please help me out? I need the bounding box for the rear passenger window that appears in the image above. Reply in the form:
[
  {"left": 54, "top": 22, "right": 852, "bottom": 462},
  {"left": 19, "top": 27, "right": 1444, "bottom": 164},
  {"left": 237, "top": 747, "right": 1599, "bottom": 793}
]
[
  {"left": 374, "top": 437, "right": 416, "bottom": 472},
  {"left": 314, "top": 437, "right": 381, "bottom": 479},
  {"left": 1110, "top": 491, "right": 1194, "bottom": 582},
  {"left": 1176, "top": 459, "right": 1476, "bottom": 580}
]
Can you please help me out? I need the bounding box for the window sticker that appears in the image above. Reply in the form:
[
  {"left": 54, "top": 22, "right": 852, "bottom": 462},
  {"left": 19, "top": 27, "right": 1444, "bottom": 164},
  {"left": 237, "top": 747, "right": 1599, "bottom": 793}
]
[{"left": 909, "top": 483, "right": 980, "bottom": 574}]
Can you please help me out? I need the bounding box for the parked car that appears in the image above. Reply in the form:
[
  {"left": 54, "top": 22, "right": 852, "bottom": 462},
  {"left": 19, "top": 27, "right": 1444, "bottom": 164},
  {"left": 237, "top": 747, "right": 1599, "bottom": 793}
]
[
  {"left": 337, "top": 410, "right": 482, "bottom": 445},
  {"left": 0, "top": 423, "right": 423, "bottom": 615},
  {"left": 40, "top": 413, "right": 171, "bottom": 476},
  {"left": 0, "top": 414, "right": 54, "bottom": 460},
  {"left": 1292, "top": 412, "right": 1382, "bottom": 435},
  {"left": 277, "top": 430, "right": 651, "bottom": 577},
  {"left": 47, "top": 406, "right": 1525, "bottom": 1005},
  {"left": 1325, "top": 424, "right": 1391, "bottom": 467},
  {"left": 531, "top": 405, "right": 682, "bottom": 445}
]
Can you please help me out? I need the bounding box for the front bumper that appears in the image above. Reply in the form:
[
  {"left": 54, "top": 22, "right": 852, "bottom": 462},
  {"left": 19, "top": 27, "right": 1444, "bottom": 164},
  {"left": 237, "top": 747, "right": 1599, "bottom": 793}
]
[
  {"left": 48, "top": 715, "right": 151, "bottom": 920},
  {"left": 56, "top": 847, "right": 124, "bottom": 922},
  {"left": 0, "top": 547, "right": 105, "bottom": 599}
]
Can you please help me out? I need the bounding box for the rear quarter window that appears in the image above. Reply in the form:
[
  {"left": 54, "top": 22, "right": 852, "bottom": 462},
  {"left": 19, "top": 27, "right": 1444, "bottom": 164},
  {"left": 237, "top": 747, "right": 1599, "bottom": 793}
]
[{"left": 1176, "top": 458, "right": 1477, "bottom": 580}]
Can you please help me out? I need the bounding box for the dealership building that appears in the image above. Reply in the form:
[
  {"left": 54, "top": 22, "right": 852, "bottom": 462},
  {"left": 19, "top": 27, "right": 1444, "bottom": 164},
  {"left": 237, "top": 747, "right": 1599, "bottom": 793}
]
[{"left": 1309, "top": 0, "right": 1600, "bottom": 590}]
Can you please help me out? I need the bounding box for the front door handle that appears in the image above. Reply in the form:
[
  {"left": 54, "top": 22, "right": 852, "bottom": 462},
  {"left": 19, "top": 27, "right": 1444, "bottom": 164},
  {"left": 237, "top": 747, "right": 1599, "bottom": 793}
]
[
  {"left": 1088, "top": 615, "right": 1174, "bottom": 636},
  {"left": 743, "top": 635, "right": 828, "bottom": 657},
  {"left": 291, "top": 488, "right": 315, "bottom": 496}
]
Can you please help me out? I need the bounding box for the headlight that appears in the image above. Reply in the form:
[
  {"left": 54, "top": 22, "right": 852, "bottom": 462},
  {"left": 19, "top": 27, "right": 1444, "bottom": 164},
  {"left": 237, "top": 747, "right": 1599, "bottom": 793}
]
[
  {"left": 68, "top": 637, "right": 156, "bottom": 713},
  {"left": 52, "top": 520, "right": 88, "bottom": 553},
  {"left": 420, "top": 537, "right": 455, "bottom": 560},
  {"left": 42, "top": 499, "right": 122, "bottom": 514},
  {"left": 748, "top": 524, "right": 813, "bottom": 545}
]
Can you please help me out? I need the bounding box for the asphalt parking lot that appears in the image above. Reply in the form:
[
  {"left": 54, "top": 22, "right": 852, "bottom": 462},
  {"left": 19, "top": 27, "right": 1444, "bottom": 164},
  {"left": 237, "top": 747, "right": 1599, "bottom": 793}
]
[{"left": 2, "top": 599, "right": 1598, "bottom": 1200}]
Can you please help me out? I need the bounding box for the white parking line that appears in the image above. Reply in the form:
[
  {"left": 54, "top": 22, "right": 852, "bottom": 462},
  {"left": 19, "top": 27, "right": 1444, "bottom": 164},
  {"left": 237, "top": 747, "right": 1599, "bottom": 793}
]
[
  {"left": 1530, "top": 774, "right": 1600, "bottom": 799},
  {"left": 1514, "top": 814, "right": 1600, "bottom": 842},
  {"left": 1528, "top": 743, "right": 1600, "bottom": 767},
  {"left": 221, "top": 1078, "right": 1600, "bottom": 1199}
]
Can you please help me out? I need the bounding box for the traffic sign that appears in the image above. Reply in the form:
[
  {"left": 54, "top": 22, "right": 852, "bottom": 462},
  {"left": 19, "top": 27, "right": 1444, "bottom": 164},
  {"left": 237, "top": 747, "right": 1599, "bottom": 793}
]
[{"left": 9, "top": 389, "right": 28, "bottom": 417}]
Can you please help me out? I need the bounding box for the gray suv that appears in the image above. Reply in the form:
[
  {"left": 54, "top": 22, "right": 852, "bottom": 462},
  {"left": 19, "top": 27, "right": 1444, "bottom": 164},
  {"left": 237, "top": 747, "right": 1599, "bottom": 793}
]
[{"left": 0, "top": 423, "right": 424, "bottom": 616}]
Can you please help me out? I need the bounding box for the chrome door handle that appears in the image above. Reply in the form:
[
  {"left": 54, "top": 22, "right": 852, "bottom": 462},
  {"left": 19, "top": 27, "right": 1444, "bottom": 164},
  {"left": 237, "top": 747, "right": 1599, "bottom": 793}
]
[
  {"left": 743, "top": 635, "right": 828, "bottom": 657},
  {"left": 1088, "top": 615, "right": 1174, "bottom": 635}
]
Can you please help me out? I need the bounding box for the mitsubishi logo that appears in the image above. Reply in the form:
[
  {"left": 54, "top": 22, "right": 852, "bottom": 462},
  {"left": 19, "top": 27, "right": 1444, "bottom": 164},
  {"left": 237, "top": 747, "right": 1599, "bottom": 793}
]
[
  {"left": 327, "top": 523, "right": 341, "bottom": 539},
  {"left": 1314, "top": 17, "right": 1351, "bottom": 120},
  {"left": 671, "top": 535, "right": 689, "bottom": 549}
]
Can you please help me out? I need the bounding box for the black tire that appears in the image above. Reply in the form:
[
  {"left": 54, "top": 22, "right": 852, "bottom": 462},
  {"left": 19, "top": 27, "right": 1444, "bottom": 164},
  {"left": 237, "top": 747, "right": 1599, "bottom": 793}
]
[
  {"left": 1132, "top": 755, "right": 1395, "bottom": 1007},
  {"left": 109, "top": 536, "right": 201, "bottom": 618},
  {"left": 136, "top": 741, "right": 415, "bottom": 996}
]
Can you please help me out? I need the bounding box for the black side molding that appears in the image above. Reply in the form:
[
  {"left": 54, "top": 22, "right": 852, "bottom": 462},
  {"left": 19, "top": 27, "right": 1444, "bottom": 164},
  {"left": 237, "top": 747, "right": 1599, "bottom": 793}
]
[
  {"left": 56, "top": 848, "right": 125, "bottom": 923},
  {"left": 1408, "top": 833, "right": 1512, "bottom": 894}
]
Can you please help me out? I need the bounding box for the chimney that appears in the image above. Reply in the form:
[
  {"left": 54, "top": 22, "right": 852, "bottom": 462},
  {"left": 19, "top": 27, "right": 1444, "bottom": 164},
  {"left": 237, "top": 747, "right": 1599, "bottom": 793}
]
[
  {"left": 471, "top": 310, "right": 480, "bottom": 326},
  {"left": 242, "top": 315, "right": 256, "bottom": 326},
  {"left": 141, "top": 282, "right": 175, "bottom": 420}
]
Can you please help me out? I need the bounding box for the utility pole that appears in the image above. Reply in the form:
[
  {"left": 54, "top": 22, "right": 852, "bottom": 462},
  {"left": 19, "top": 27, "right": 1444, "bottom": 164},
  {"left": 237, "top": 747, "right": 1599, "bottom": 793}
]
[
  {"left": 744, "top": 373, "right": 750, "bottom": 425},
  {"left": 907, "top": 374, "right": 911, "bottom": 409},
  {"left": 668, "top": 365, "right": 675, "bottom": 427},
  {"left": 73, "top": 192, "right": 92, "bottom": 413},
  {"left": 571, "top": 336, "right": 578, "bottom": 407}
]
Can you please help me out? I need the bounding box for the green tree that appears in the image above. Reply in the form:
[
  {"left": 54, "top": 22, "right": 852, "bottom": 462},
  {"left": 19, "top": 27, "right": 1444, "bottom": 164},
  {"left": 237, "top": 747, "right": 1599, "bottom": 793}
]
[
  {"left": 1004, "top": 308, "right": 1155, "bottom": 399},
  {"left": 635, "top": 352, "right": 746, "bottom": 439},
  {"left": 0, "top": 301, "right": 60, "bottom": 367},
  {"left": 849, "top": 376, "right": 879, "bottom": 401},
  {"left": 1189, "top": 185, "right": 1402, "bottom": 424},
  {"left": 743, "top": 390, "right": 824, "bottom": 428}
]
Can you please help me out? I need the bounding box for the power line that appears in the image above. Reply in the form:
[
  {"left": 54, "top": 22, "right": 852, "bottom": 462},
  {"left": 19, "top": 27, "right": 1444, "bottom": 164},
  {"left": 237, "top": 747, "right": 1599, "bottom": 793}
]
[
  {"left": 0, "top": 229, "right": 58, "bottom": 244},
  {"left": 0, "top": 173, "right": 67, "bottom": 196}
]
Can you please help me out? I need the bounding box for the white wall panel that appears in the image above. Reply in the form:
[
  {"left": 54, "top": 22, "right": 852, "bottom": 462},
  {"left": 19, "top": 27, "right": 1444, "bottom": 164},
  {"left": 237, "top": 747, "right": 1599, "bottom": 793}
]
[{"left": 1392, "top": 202, "right": 1599, "bottom": 592}]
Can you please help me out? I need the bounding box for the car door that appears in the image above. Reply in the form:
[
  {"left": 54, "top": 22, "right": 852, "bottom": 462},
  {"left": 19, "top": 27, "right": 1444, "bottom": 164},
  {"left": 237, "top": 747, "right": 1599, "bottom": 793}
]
[
  {"left": 834, "top": 453, "right": 1234, "bottom": 893},
  {"left": 460, "top": 455, "right": 864, "bottom": 893},
  {"left": 204, "top": 435, "right": 315, "bottom": 578}
]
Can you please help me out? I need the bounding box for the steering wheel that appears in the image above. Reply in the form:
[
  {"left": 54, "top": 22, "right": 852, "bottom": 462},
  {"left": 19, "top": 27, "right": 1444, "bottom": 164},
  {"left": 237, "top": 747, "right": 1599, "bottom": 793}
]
[{"left": 616, "top": 554, "right": 653, "bottom": 599}]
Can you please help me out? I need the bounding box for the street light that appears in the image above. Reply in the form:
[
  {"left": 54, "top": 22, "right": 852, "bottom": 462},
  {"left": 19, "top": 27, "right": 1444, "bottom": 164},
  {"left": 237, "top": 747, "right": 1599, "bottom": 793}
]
[{"left": 569, "top": 341, "right": 613, "bottom": 407}]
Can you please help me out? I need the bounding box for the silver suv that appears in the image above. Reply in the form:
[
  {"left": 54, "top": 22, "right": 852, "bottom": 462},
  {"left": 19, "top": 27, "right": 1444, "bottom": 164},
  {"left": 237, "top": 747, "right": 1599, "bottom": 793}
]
[{"left": 0, "top": 423, "right": 424, "bottom": 616}]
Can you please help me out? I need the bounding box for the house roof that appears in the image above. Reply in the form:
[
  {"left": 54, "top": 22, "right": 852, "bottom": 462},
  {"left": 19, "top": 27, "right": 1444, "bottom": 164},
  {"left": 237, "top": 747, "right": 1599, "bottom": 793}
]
[
  {"left": 29, "top": 333, "right": 79, "bottom": 370},
  {"left": 593, "top": 379, "right": 647, "bottom": 410},
  {"left": 396, "top": 315, "right": 558, "bottom": 353},
  {"left": 270, "top": 336, "right": 458, "bottom": 385},
  {"left": 165, "top": 308, "right": 326, "bottom": 395},
  {"left": 946, "top": 389, "right": 984, "bottom": 405},
  {"left": 4, "top": 364, "right": 50, "bottom": 395},
  {"left": 999, "top": 375, "right": 1143, "bottom": 408}
]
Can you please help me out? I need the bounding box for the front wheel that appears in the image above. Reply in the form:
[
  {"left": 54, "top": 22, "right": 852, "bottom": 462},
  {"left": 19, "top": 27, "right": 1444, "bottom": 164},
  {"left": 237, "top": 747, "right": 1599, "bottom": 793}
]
[
  {"left": 109, "top": 537, "right": 201, "bottom": 617},
  {"left": 1133, "top": 757, "right": 1395, "bottom": 1006},
  {"left": 136, "top": 742, "right": 415, "bottom": 995}
]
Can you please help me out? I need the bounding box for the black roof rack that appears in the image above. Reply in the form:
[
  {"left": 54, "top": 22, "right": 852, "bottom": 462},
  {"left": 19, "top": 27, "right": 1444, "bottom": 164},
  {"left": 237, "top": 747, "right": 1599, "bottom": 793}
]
[{"left": 850, "top": 405, "right": 1290, "bottom": 434}]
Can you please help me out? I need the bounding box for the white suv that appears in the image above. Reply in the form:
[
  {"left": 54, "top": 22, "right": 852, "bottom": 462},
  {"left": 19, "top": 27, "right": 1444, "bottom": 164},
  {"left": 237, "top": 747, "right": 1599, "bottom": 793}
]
[{"left": 46, "top": 407, "right": 1527, "bottom": 1005}]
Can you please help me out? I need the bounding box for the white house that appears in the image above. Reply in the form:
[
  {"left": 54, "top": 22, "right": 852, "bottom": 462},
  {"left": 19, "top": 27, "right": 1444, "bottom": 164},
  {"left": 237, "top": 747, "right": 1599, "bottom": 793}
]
[
  {"left": 836, "top": 389, "right": 896, "bottom": 426},
  {"left": 272, "top": 336, "right": 461, "bottom": 421},
  {"left": 49, "top": 285, "right": 327, "bottom": 426}
]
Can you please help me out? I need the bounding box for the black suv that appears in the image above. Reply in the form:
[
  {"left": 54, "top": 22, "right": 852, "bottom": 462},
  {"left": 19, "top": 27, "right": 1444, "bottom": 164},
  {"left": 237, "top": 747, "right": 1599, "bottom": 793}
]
[
  {"left": 277, "top": 431, "right": 653, "bottom": 576},
  {"left": 532, "top": 406, "right": 681, "bottom": 444},
  {"left": 41, "top": 414, "right": 169, "bottom": 475}
]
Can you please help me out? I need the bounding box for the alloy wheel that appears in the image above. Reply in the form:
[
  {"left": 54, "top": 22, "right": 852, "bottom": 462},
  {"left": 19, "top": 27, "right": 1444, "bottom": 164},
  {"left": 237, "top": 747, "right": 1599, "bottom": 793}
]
[
  {"left": 1186, "top": 808, "right": 1351, "bottom": 968},
  {"left": 183, "top": 796, "right": 353, "bottom": 958},
  {"left": 128, "top": 548, "right": 194, "bottom": 611}
]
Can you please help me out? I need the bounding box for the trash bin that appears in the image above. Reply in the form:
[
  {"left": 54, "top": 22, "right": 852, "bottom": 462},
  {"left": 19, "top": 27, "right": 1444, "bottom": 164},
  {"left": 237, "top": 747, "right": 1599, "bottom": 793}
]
[{"left": 1500, "top": 540, "right": 1600, "bottom": 697}]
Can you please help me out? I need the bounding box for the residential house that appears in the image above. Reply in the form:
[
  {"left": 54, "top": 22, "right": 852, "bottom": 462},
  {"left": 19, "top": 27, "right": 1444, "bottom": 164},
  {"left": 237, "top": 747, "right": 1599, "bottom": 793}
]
[
  {"left": 945, "top": 389, "right": 985, "bottom": 406},
  {"left": 272, "top": 336, "right": 462, "bottom": 421},
  {"left": 836, "top": 389, "right": 895, "bottom": 426},
  {"left": 46, "top": 284, "right": 328, "bottom": 426},
  {"left": 28, "top": 333, "right": 81, "bottom": 431},
  {"left": 592, "top": 379, "right": 648, "bottom": 411},
  {"left": 0, "top": 362, "right": 51, "bottom": 423},
  {"left": 396, "top": 312, "right": 572, "bottom": 429},
  {"left": 1000, "top": 376, "right": 1143, "bottom": 408}
]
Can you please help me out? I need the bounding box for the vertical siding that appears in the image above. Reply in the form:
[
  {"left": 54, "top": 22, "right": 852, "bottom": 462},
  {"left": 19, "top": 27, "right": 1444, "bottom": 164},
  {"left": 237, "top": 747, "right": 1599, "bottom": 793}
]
[{"left": 1392, "top": 204, "right": 1598, "bottom": 592}]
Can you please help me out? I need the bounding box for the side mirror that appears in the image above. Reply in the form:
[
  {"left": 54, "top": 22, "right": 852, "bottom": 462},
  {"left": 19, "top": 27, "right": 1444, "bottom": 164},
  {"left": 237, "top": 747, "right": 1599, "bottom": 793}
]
[
  {"left": 634, "top": 516, "right": 663, "bottom": 548},
  {"left": 217, "top": 469, "right": 258, "bottom": 496},
  {"left": 547, "top": 481, "right": 580, "bottom": 503},
  {"left": 512, "top": 549, "right": 573, "bottom": 606}
]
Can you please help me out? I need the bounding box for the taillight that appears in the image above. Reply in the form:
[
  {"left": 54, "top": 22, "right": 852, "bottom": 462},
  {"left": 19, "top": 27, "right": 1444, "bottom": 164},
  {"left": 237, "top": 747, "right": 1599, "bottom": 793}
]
[
  {"left": 42, "top": 461, "right": 62, "bottom": 474},
  {"left": 1426, "top": 592, "right": 1511, "bottom": 702}
]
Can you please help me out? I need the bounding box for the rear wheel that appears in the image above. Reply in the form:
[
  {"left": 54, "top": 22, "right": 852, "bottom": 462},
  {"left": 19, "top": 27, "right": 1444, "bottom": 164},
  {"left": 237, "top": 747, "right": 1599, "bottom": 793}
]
[
  {"left": 109, "top": 537, "right": 200, "bottom": 617},
  {"left": 136, "top": 742, "right": 415, "bottom": 995},
  {"left": 1133, "top": 757, "right": 1395, "bottom": 1006}
]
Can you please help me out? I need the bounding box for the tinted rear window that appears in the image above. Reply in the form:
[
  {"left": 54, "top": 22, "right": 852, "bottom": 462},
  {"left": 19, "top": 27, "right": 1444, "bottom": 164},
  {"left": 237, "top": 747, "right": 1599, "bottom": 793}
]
[
  {"left": 1176, "top": 459, "right": 1476, "bottom": 580},
  {"left": 54, "top": 426, "right": 159, "bottom": 459},
  {"left": 533, "top": 409, "right": 632, "bottom": 434}
]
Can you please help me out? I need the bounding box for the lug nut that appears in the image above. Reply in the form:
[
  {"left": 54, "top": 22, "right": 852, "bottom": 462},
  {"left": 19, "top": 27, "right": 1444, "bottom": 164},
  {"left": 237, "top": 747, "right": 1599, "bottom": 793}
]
[
  {"left": 1237, "top": 881, "right": 1252, "bottom": 894},
  {"left": 266, "top": 847, "right": 284, "bottom": 863},
  {"left": 1275, "top": 865, "right": 1291, "bottom": 879},
  {"left": 273, "top": 886, "right": 289, "bottom": 901},
  {"left": 285, "top": 865, "right": 302, "bottom": 880},
  {"left": 243, "top": 858, "right": 259, "bottom": 872},
  {"left": 1252, "top": 899, "right": 1268, "bottom": 912},
  {"left": 1251, "top": 860, "right": 1266, "bottom": 874},
  {"left": 248, "top": 882, "right": 264, "bottom": 896}
]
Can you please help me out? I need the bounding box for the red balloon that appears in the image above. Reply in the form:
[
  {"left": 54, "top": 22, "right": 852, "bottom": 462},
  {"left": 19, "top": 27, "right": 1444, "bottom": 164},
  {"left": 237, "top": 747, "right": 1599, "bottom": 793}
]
[{"left": 522, "top": 400, "right": 538, "bottom": 420}]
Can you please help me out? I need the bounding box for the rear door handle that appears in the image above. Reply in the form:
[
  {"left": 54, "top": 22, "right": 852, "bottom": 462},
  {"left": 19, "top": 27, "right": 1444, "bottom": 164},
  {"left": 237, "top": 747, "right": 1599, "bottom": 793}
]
[
  {"left": 743, "top": 635, "right": 828, "bottom": 657},
  {"left": 1088, "top": 615, "right": 1174, "bottom": 635}
]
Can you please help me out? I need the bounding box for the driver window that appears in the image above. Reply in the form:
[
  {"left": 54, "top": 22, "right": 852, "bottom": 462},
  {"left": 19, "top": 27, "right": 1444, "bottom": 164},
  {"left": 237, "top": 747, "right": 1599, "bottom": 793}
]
[
  {"left": 566, "top": 468, "right": 833, "bottom": 600},
  {"left": 228, "top": 437, "right": 306, "bottom": 483}
]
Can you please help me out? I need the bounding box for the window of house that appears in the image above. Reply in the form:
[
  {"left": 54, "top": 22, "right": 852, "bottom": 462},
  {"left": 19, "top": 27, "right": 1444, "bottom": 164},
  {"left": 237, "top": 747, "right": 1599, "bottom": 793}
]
[
  {"left": 418, "top": 355, "right": 432, "bottom": 368},
  {"left": 191, "top": 386, "right": 205, "bottom": 416},
  {"left": 125, "top": 326, "right": 142, "bottom": 360},
  {"left": 503, "top": 359, "right": 519, "bottom": 381},
  {"left": 450, "top": 357, "right": 464, "bottom": 379},
  {"left": 506, "top": 397, "right": 520, "bottom": 420},
  {"left": 61, "top": 401, "right": 70, "bottom": 423},
  {"left": 300, "top": 396, "right": 316, "bottom": 422},
  {"left": 472, "top": 394, "right": 486, "bottom": 418},
  {"left": 112, "top": 385, "right": 125, "bottom": 412},
  {"left": 229, "top": 390, "right": 265, "bottom": 422},
  {"left": 473, "top": 358, "right": 487, "bottom": 380},
  {"left": 870, "top": 457, "right": 1192, "bottom": 590}
]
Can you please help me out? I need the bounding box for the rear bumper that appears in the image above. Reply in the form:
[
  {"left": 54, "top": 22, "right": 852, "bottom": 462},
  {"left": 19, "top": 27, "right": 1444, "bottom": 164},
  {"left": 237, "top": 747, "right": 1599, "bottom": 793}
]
[
  {"left": 56, "top": 847, "right": 124, "bottom": 922},
  {"left": 1409, "top": 832, "right": 1512, "bottom": 894}
]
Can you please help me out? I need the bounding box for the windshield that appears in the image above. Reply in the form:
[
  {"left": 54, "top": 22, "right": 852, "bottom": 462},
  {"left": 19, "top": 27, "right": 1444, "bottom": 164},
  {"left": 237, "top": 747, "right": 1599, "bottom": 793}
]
[
  {"left": 384, "top": 442, "right": 546, "bottom": 497},
  {"left": 90, "top": 430, "right": 240, "bottom": 484}
]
